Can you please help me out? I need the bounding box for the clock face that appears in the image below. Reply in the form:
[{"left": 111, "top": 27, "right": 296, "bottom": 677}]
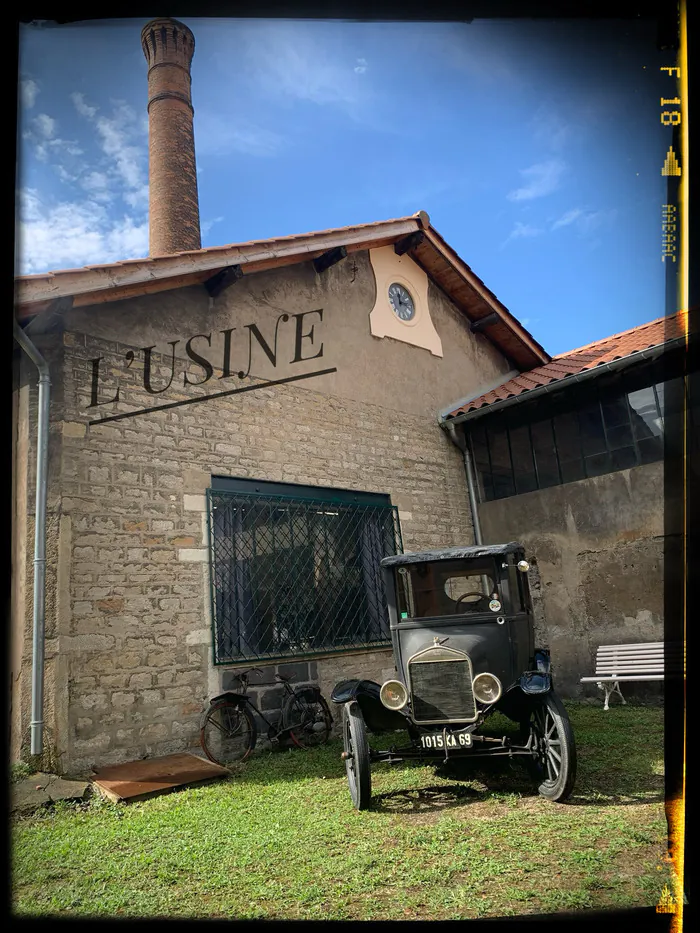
[{"left": 388, "top": 283, "right": 415, "bottom": 322}]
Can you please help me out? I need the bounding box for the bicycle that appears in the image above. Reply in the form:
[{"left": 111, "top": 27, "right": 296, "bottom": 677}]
[{"left": 199, "top": 668, "right": 333, "bottom": 767}]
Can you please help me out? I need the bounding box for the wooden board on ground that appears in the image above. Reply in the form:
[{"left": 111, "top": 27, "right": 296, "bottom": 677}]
[{"left": 92, "top": 752, "right": 230, "bottom": 803}]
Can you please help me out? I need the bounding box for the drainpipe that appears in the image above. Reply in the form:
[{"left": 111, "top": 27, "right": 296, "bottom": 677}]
[
  {"left": 13, "top": 319, "right": 51, "bottom": 757},
  {"left": 444, "top": 421, "right": 483, "bottom": 546}
]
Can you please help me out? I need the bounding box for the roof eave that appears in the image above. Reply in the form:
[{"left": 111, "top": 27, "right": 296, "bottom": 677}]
[{"left": 440, "top": 336, "right": 685, "bottom": 427}]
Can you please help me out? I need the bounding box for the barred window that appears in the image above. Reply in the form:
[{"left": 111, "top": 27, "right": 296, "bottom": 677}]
[
  {"left": 468, "top": 365, "right": 677, "bottom": 503},
  {"left": 208, "top": 477, "right": 403, "bottom": 664}
]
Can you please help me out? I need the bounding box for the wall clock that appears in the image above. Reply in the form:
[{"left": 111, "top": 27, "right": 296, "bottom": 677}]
[{"left": 388, "top": 283, "right": 416, "bottom": 322}]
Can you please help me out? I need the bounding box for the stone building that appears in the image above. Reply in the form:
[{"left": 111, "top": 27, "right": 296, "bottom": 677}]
[{"left": 11, "top": 17, "right": 686, "bottom": 775}]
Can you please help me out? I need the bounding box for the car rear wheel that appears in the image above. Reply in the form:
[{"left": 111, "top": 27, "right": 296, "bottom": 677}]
[
  {"left": 343, "top": 701, "right": 371, "bottom": 811},
  {"left": 524, "top": 692, "right": 576, "bottom": 802}
]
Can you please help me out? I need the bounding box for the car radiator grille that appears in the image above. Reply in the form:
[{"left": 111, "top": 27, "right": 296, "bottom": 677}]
[{"left": 409, "top": 658, "right": 477, "bottom": 723}]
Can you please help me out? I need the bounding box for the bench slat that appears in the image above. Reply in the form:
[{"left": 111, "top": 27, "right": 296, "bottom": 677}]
[
  {"left": 597, "top": 647, "right": 666, "bottom": 656},
  {"left": 596, "top": 642, "right": 665, "bottom": 650},
  {"left": 595, "top": 661, "right": 665, "bottom": 669},
  {"left": 581, "top": 674, "right": 665, "bottom": 683}
]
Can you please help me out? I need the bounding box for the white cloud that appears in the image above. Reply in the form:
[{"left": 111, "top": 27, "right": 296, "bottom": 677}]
[
  {"left": 17, "top": 93, "right": 150, "bottom": 274},
  {"left": 195, "top": 112, "right": 284, "bottom": 157},
  {"left": 500, "top": 221, "right": 544, "bottom": 249},
  {"left": 532, "top": 106, "right": 573, "bottom": 152},
  {"left": 95, "top": 101, "right": 147, "bottom": 192},
  {"left": 507, "top": 159, "right": 565, "bottom": 202},
  {"left": 32, "top": 113, "right": 56, "bottom": 139},
  {"left": 551, "top": 207, "right": 617, "bottom": 236},
  {"left": 21, "top": 78, "right": 39, "bottom": 109},
  {"left": 202, "top": 216, "right": 224, "bottom": 236},
  {"left": 71, "top": 91, "right": 97, "bottom": 119},
  {"left": 16, "top": 188, "right": 148, "bottom": 274},
  {"left": 552, "top": 208, "right": 584, "bottom": 229},
  {"left": 354, "top": 58, "right": 367, "bottom": 74},
  {"left": 233, "top": 21, "right": 371, "bottom": 118}
]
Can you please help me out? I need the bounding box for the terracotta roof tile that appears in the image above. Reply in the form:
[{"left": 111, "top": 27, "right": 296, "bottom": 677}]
[{"left": 445, "top": 311, "right": 685, "bottom": 419}]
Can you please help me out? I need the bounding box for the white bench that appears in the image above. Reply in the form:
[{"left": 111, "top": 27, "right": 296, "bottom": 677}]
[{"left": 580, "top": 642, "right": 665, "bottom": 710}]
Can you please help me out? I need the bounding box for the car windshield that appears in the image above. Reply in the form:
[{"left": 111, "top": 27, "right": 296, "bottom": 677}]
[{"left": 396, "top": 559, "right": 497, "bottom": 620}]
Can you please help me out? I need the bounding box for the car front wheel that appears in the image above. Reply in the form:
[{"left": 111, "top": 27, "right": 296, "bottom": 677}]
[
  {"left": 342, "top": 701, "right": 371, "bottom": 811},
  {"left": 524, "top": 692, "right": 576, "bottom": 802}
]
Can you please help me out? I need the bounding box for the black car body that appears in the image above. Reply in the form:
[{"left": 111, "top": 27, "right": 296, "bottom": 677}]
[{"left": 331, "top": 543, "right": 576, "bottom": 808}]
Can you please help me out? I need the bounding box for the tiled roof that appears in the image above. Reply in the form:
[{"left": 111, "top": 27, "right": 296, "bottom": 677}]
[
  {"left": 444, "top": 311, "right": 686, "bottom": 419},
  {"left": 14, "top": 210, "right": 550, "bottom": 371},
  {"left": 15, "top": 213, "right": 428, "bottom": 284}
]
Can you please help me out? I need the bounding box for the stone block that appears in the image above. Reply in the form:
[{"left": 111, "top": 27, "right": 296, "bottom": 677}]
[
  {"left": 141, "top": 689, "right": 164, "bottom": 706},
  {"left": 259, "top": 686, "right": 285, "bottom": 711},
  {"left": 129, "top": 672, "right": 153, "bottom": 689},
  {"left": 178, "top": 548, "right": 207, "bottom": 562},
  {"left": 112, "top": 692, "right": 136, "bottom": 708},
  {"left": 276, "top": 661, "right": 310, "bottom": 683},
  {"left": 185, "top": 629, "right": 209, "bottom": 646}
]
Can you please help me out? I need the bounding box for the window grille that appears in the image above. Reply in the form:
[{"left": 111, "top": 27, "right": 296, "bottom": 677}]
[{"left": 207, "top": 481, "right": 403, "bottom": 664}]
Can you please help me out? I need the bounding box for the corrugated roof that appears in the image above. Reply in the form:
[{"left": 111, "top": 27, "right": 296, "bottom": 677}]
[{"left": 443, "top": 311, "right": 686, "bottom": 419}]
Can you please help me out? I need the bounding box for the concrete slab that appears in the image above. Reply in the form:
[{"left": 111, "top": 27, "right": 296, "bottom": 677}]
[{"left": 12, "top": 772, "right": 90, "bottom": 814}]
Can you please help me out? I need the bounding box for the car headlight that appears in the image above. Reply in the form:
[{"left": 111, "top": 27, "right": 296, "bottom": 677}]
[
  {"left": 472, "top": 672, "right": 502, "bottom": 704},
  {"left": 380, "top": 679, "right": 408, "bottom": 710}
]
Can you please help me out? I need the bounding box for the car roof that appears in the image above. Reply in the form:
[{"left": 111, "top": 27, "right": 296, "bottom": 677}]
[{"left": 380, "top": 543, "right": 524, "bottom": 568}]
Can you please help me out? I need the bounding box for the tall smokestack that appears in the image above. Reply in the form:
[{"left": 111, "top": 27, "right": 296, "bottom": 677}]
[{"left": 141, "top": 18, "right": 201, "bottom": 256}]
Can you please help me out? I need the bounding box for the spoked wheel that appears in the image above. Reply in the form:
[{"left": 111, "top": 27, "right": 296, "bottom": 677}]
[
  {"left": 342, "top": 701, "right": 371, "bottom": 811},
  {"left": 282, "top": 690, "right": 333, "bottom": 749},
  {"left": 523, "top": 692, "right": 576, "bottom": 802},
  {"left": 200, "top": 700, "right": 257, "bottom": 767}
]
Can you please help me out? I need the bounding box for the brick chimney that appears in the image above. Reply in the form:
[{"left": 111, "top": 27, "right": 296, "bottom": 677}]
[{"left": 141, "top": 18, "right": 201, "bottom": 256}]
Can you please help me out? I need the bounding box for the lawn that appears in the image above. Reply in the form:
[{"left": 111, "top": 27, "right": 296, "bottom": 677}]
[{"left": 11, "top": 703, "right": 671, "bottom": 920}]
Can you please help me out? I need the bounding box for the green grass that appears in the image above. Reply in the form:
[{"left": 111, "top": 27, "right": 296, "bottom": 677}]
[{"left": 11, "top": 703, "right": 672, "bottom": 920}]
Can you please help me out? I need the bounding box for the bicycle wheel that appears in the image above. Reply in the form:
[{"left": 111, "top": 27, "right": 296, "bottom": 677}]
[
  {"left": 200, "top": 699, "right": 257, "bottom": 766},
  {"left": 282, "top": 689, "right": 332, "bottom": 749}
]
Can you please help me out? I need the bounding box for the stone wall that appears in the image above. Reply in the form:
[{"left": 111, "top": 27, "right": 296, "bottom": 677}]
[
  {"left": 478, "top": 461, "right": 665, "bottom": 700},
  {"left": 46, "top": 331, "right": 477, "bottom": 774}
]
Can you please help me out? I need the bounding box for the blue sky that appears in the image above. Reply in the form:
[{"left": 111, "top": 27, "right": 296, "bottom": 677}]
[{"left": 17, "top": 18, "right": 670, "bottom": 356}]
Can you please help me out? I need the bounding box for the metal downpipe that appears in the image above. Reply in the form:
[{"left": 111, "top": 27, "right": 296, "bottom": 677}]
[
  {"left": 444, "top": 421, "right": 483, "bottom": 546},
  {"left": 13, "top": 320, "right": 51, "bottom": 757}
]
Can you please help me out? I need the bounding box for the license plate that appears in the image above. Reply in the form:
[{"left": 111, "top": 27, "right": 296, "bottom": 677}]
[{"left": 420, "top": 730, "right": 472, "bottom": 750}]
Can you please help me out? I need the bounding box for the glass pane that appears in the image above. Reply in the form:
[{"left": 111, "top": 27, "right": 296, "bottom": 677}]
[
  {"left": 514, "top": 471, "right": 538, "bottom": 494},
  {"left": 530, "top": 419, "right": 560, "bottom": 488},
  {"left": 606, "top": 423, "right": 634, "bottom": 450},
  {"left": 637, "top": 436, "right": 664, "bottom": 465},
  {"left": 628, "top": 386, "right": 662, "bottom": 438},
  {"left": 493, "top": 473, "right": 515, "bottom": 499},
  {"left": 560, "top": 459, "right": 586, "bottom": 483},
  {"left": 553, "top": 412, "right": 582, "bottom": 463},
  {"left": 579, "top": 403, "right": 606, "bottom": 456},
  {"left": 508, "top": 425, "right": 537, "bottom": 494},
  {"left": 601, "top": 394, "right": 630, "bottom": 429},
  {"left": 585, "top": 452, "right": 612, "bottom": 477},
  {"left": 470, "top": 424, "right": 491, "bottom": 470},
  {"left": 488, "top": 427, "right": 515, "bottom": 499},
  {"left": 480, "top": 472, "right": 494, "bottom": 502},
  {"left": 402, "top": 558, "right": 497, "bottom": 619},
  {"left": 611, "top": 446, "right": 638, "bottom": 470},
  {"left": 488, "top": 427, "right": 511, "bottom": 471}
]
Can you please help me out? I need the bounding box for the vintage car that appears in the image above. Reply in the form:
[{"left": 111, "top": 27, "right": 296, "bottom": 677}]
[{"left": 331, "top": 543, "right": 576, "bottom": 809}]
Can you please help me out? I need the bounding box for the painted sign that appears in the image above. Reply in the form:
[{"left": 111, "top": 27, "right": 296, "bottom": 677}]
[{"left": 87, "top": 309, "right": 335, "bottom": 425}]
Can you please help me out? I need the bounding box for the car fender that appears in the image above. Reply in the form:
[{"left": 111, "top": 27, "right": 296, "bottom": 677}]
[{"left": 331, "top": 678, "right": 409, "bottom": 733}]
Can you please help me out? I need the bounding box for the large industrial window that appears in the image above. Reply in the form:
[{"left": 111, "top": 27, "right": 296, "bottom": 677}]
[
  {"left": 468, "top": 363, "right": 685, "bottom": 503},
  {"left": 207, "top": 477, "right": 403, "bottom": 664}
]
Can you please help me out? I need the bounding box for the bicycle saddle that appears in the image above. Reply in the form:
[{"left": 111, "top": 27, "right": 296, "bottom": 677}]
[{"left": 275, "top": 673, "right": 291, "bottom": 682}]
